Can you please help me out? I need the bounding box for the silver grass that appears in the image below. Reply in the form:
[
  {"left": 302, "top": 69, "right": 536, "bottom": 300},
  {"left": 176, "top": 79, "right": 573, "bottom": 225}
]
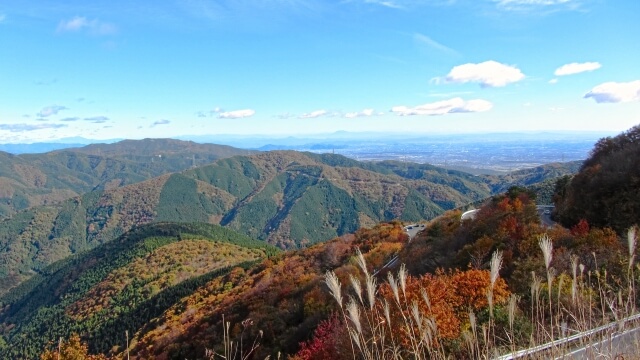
[
  {"left": 531, "top": 272, "right": 542, "bottom": 299},
  {"left": 365, "top": 274, "right": 377, "bottom": 310},
  {"left": 421, "top": 288, "right": 432, "bottom": 312},
  {"left": 383, "top": 299, "right": 391, "bottom": 328},
  {"left": 388, "top": 272, "right": 400, "bottom": 304},
  {"left": 350, "top": 274, "right": 364, "bottom": 305},
  {"left": 508, "top": 294, "right": 519, "bottom": 330},
  {"left": 347, "top": 297, "right": 362, "bottom": 335},
  {"left": 469, "top": 311, "right": 477, "bottom": 336},
  {"left": 325, "top": 271, "right": 343, "bottom": 308},
  {"left": 571, "top": 255, "right": 579, "bottom": 303},
  {"left": 398, "top": 264, "right": 408, "bottom": 298},
  {"left": 490, "top": 250, "right": 503, "bottom": 288},
  {"left": 356, "top": 248, "right": 369, "bottom": 277},
  {"left": 349, "top": 329, "right": 362, "bottom": 351},
  {"left": 628, "top": 226, "right": 638, "bottom": 262},
  {"left": 487, "top": 288, "right": 494, "bottom": 318},
  {"left": 411, "top": 301, "right": 422, "bottom": 330},
  {"left": 539, "top": 234, "right": 553, "bottom": 270}
]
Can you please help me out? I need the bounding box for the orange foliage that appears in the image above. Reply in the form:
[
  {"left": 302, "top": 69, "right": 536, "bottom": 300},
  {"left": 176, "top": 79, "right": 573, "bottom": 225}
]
[
  {"left": 40, "top": 334, "right": 109, "bottom": 360},
  {"left": 379, "top": 269, "right": 510, "bottom": 341}
]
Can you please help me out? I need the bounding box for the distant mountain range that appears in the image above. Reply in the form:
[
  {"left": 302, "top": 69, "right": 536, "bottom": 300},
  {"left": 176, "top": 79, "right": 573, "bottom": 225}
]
[
  {"left": 1, "top": 131, "right": 612, "bottom": 154},
  {"left": 0, "top": 138, "right": 255, "bottom": 218},
  {"left": 0, "top": 143, "right": 578, "bottom": 297}
]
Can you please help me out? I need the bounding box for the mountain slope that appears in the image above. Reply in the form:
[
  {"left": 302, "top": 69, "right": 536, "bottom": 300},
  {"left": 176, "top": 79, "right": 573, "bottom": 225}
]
[
  {"left": 0, "top": 139, "right": 255, "bottom": 218},
  {"left": 0, "top": 151, "right": 578, "bottom": 296},
  {"left": 554, "top": 125, "right": 640, "bottom": 233},
  {"left": 0, "top": 222, "right": 277, "bottom": 359}
]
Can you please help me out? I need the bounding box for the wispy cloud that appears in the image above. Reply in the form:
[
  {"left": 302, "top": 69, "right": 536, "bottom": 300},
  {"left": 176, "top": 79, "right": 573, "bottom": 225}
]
[
  {"left": 391, "top": 97, "right": 493, "bottom": 116},
  {"left": 359, "top": 0, "right": 456, "bottom": 9},
  {"left": 549, "top": 78, "right": 558, "bottom": 84},
  {"left": 0, "top": 124, "right": 67, "bottom": 132},
  {"left": 584, "top": 80, "right": 640, "bottom": 103},
  {"left": 363, "top": 0, "right": 403, "bottom": 9},
  {"left": 445, "top": 60, "right": 525, "bottom": 87},
  {"left": 218, "top": 109, "right": 256, "bottom": 119},
  {"left": 299, "top": 110, "right": 327, "bottom": 119},
  {"left": 276, "top": 112, "right": 296, "bottom": 119},
  {"left": 84, "top": 116, "right": 109, "bottom": 123},
  {"left": 37, "top": 105, "right": 68, "bottom": 117},
  {"left": 494, "top": 0, "right": 583, "bottom": 11},
  {"left": 414, "top": 33, "right": 458, "bottom": 56},
  {"left": 344, "top": 109, "right": 376, "bottom": 118},
  {"left": 57, "top": 16, "right": 117, "bottom": 35},
  {"left": 0, "top": 14, "right": 5, "bottom": 23},
  {"left": 554, "top": 62, "right": 601, "bottom": 76},
  {"left": 151, "top": 119, "right": 171, "bottom": 127},
  {"left": 425, "top": 91, "right": 474, "bottom": 98},
  {"left": 34, "top": 78, "right": 58, "bottom": 86},
  {"left": 60, "top": 117, "right": 80, "bottom": 122}
]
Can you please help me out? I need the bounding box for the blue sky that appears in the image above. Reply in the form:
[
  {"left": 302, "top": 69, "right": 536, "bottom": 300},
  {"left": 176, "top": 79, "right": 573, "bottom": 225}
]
[{"left": 1, "top": 0, "right": 639, "bottom": 143}]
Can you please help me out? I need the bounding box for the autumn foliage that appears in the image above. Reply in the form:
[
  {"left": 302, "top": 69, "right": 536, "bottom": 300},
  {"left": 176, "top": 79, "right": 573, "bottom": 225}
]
[{"left": 40, "top": 334, "right": 109, "bottom": 360}]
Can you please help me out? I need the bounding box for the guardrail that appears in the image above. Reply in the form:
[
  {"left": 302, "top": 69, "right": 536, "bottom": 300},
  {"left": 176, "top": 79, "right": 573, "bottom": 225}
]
[{"left": 496, "top": 313, "right": 640, "bottom": 359}]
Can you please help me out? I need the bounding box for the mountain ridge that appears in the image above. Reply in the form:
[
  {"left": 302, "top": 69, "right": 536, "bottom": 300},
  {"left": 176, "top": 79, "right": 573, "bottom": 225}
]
[
  {"left": 0, "top": 150, "right": 577, "bottom": 297},
  {"left": 0, "top": 138, "right": 256, "bottom": 218}
]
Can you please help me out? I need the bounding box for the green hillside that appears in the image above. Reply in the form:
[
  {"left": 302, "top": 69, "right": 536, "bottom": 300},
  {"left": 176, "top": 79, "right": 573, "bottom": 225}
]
[
  {"left": 0, "top": 150, "right": 577, "bottom": 296},
  {"left": 0, "top": 139, "right": 255, "bottom": 218},
  {"left": 0, "top": 222, "right": 277, "bottom": 359}
]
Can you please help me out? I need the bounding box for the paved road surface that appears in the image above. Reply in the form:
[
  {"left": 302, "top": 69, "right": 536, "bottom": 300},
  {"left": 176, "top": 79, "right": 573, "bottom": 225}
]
[
  {"left": 560, "top": 327, "right": 640, "bottom": 359},
  {"left": 537, "top": 205, "right": 555, "bottom": 227}
]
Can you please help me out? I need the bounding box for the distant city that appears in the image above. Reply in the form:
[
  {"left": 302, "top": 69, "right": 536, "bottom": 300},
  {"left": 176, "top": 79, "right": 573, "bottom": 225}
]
[
  {"left": 1, "top": 131, "right": 612, "bottom": 173},
  {"left": 303, "top": 138, "right": 595, "bottom": 173}
]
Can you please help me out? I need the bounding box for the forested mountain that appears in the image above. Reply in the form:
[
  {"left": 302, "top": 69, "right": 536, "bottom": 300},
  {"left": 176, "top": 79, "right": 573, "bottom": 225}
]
[
  {"left": 0, "top": 150, "right": 577, "bottom": 297},
  {"left": 554, "top": 124, "right": 640, "bottom": 234},
  {"left": 0, "top": 126, "right": 632, "bottom": 358},
  {"left": 0, "top": 138, "right": 255, "bottom": 218},
  {"left": 0, "top": 222, "right": 278, "bottom": 359},
  {"left": 483, "top": 160, "right": 582, "bottom": 196},
  {"left": 9, "top": 195, "right": 630, "bottom": 359}
]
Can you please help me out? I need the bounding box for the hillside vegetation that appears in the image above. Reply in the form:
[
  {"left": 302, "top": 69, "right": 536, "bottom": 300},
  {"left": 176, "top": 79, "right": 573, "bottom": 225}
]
[
  {"left": 0, "top": 151, "right": 577, "bottom": 297},
  {"left": 0, "top": 138, "right": 254, "bottom": 218},
  {"left": 0, "top": 222, "right": 277, "bottom": 359},
  {"left": 554, "top": 124, "right": 640, "bottom": 234}
]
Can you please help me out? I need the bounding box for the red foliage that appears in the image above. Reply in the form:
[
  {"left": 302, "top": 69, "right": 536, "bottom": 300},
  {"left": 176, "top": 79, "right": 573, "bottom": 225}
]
[
  {"left": 294, "top": 313, "right": 345, "bottom": 360},
  {"left": 571, "top": 219, "right": 590, "bottom": 237}
]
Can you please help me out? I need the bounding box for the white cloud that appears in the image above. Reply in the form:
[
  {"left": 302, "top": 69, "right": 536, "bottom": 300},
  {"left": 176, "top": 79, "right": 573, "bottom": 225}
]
[
  {"left": 299, "top": 110, "right": 327, "bottom": 119},
  {"left": 0, "top": 123, "right": 67, "bottom": 132},
  {"left": 549, "top": 78, "right": 558, "bottom": 84},
  {"left": 85, "top": 116, "right": 110, "bottom": 123},
  {"left": 584, "top": 80, "right": 640, "bottom": 103},
  {"left": 445, "top": 61, "right": 525, "bottom": 87},
  {"left": 37, "top": 105, "right": 68, "bottom": 117},
  {"left": 344, "top": 109, "right": 375, "bottom": 118},
  {"left": 554, "top": 62, "right": 601, "bottom": 76},
  {"left": 391, "top": 97, "right": 493, "bottom": 116},
  {"left": 57, "top": 16, "right": 117, "bottom": 35},
  {"left": 218, "top": 109, "right": 256, "bottom": 119},
  {"left": 0, "top": 14, "right": 6, "bottom": 23},
  {"left": 151, "top": 119, "right": 171, "bottom": 127},
  {"left": 414, "top": 33, "right": 458, "bottom": 56}
]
